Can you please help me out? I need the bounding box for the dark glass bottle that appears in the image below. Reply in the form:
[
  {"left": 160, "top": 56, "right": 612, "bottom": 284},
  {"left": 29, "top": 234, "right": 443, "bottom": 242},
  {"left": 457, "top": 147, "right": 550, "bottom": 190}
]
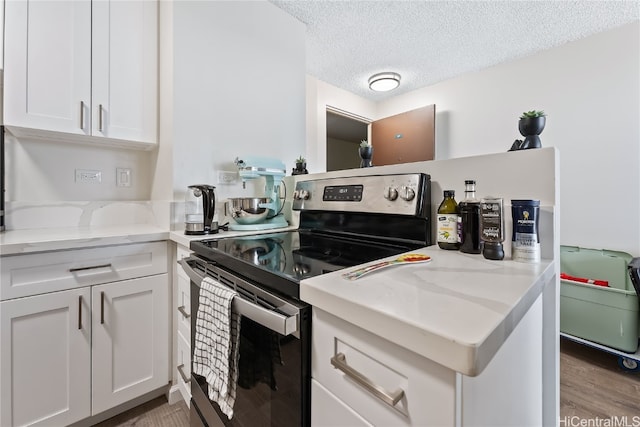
[
  {"left": 437, "top": 190, "right": 460, "bottom": 250},
  {"left": 458, "top": 180, "right": 481, "bottom": 254}
]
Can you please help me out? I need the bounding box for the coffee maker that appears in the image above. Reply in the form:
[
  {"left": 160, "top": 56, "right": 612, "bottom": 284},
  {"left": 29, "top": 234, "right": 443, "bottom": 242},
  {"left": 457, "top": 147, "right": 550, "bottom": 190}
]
[{"left": 185, "top": 185, "right": 216, "bottom": 235}]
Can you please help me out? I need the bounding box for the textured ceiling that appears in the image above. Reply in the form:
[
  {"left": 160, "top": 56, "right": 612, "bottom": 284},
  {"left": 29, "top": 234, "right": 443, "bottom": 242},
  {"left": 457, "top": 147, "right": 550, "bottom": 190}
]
[{"left": 270, "top": 1, "right": 640, "bottom": 101}]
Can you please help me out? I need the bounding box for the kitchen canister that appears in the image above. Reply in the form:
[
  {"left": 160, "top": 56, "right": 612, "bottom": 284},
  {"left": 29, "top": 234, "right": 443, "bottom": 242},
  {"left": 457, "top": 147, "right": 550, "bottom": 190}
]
[{"left": 511, "top": 199, "right": 540, "bottom": 263}]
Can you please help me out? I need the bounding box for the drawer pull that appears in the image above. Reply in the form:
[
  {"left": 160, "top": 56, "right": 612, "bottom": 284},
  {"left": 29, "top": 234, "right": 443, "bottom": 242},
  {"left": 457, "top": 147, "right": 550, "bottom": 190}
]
[
  {"left": 177, "top": 364, "right": 191, "bottom": 383},
  {"left": 69, "top": 263, "right": 112, "bottom": 273},
  {"left": 330, "top": 352, "right": 405, "bottom": 407},
  {"left": 100, "top": 291, "right": 105, "bottom": 324},
  {"left": 78, "top": 295, "right": 83, "bottom": 330},
  {"left": 177, "top": 305, "right": 191, "bottom": 319}
]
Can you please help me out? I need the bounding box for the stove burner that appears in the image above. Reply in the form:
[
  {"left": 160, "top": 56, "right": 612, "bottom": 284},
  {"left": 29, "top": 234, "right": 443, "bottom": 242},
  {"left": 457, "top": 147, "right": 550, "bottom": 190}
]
[{"left": 294, "top": 246, "right": 342, "bottom": 263}]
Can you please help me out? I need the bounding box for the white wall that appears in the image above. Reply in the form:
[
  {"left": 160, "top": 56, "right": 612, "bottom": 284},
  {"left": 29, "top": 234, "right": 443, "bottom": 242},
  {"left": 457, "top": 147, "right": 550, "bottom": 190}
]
[
  {"left": 306, "top": 77, "right": 377, "bottom": 173},
  {"left": 172, "top": 1, "right": 306, "bottom": 207},
  {"left": 309, "top": 22, "right": 640, "bottom": 256}
]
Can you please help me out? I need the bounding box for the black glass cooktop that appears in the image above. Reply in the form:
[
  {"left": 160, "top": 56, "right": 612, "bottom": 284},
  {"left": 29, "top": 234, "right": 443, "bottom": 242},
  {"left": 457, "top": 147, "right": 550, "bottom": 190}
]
[{"left": 190, "top": 230, "right": 421, "bottom": 299}]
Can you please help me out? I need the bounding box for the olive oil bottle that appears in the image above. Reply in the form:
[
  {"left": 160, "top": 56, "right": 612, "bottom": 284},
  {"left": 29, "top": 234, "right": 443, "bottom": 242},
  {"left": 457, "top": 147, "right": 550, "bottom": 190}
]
[{"left": 437, "top": 190, "right": 460, "bottom": 250}]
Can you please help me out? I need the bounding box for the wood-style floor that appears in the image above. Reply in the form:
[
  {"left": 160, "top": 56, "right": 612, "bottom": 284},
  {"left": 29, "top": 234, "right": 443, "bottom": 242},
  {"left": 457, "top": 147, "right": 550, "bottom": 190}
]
[{"left": 95, "top": 338, "right": 639, "bottom": 426}]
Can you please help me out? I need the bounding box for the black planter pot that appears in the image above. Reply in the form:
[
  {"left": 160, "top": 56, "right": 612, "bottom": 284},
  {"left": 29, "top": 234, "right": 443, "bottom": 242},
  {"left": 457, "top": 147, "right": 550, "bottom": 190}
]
[
  {"left": 292, "top": 162, "right": 308, "bottom": 175},
  {"left": 518, "top": 116, "right": 546, "bottom": 136},
  {"left": 510, "top": 116, "right": 546, "bottom": 150},
  {"left": 359, "top": 146, "right": 373, "bottom": 168}
]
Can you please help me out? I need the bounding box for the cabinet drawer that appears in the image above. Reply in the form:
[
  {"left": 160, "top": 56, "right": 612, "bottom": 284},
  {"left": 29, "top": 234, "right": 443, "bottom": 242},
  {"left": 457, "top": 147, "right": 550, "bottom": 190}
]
[
  {"left": 176, "top": 333, "right": 192, "bottom": 404},
  {"left": 1, "top": 241, "right": 168, "bottom": 301},
  {"left": 312, "top": 308, "right": 457, "bottom": 427},
  {"left": 176, "top": 244, "right": 192, "bottom": 262},
  {"left": 176, "top": 266, "right": 191, "bottom": 341}
]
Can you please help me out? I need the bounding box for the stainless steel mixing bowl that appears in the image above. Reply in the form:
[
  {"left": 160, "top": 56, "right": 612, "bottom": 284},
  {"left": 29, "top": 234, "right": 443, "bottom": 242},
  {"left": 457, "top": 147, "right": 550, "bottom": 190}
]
[{"left": 226, "top": 197, "right": 271, "bottom": 224}]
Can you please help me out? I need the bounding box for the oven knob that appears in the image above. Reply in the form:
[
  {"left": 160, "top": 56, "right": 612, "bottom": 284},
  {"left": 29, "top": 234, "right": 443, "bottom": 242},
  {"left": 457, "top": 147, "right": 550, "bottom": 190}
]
[
  {"left": 298, "top": 190, "right": 310, "bottom": 200},
  {"left": 384, "top": 186, "right": 399, "bottom": 201},
  {"left": 400, "top": 186, "right": 416, "bottom": 201}
]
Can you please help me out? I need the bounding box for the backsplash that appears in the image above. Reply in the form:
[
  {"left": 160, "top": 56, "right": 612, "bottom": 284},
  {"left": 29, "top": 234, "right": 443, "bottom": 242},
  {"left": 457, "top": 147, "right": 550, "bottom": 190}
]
[{"left": 5, "top": 200, "right": 170, "bottom": 230}]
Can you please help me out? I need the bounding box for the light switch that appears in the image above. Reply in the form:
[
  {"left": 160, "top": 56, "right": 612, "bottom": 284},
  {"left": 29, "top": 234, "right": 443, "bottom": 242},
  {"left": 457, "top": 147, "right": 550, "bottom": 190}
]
[{"left": 116, "top": 168, "right": 131, "bottom": 187}]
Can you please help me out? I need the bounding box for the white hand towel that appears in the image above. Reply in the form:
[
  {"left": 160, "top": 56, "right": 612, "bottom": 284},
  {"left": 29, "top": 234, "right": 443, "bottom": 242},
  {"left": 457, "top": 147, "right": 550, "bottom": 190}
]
[{"left": 192, "top": 276, "right": 241, "bottom": 419}]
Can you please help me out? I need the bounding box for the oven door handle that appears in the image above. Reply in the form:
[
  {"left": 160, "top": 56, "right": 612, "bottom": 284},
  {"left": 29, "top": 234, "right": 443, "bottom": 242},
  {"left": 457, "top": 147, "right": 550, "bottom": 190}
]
[{"left": 179, "top": 258, "right": 300, "bottom": 336}]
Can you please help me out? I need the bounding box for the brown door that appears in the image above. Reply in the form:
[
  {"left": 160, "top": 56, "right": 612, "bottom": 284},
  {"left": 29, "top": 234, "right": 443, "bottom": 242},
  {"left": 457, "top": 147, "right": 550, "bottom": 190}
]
[{"left": 371, "top": 105, "right": 435, "bottom": 166}]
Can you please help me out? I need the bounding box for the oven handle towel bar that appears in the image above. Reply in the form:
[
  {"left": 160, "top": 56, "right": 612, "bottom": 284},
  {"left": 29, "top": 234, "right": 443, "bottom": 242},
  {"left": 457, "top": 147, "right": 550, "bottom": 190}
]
[
  {"left": 330, "top": 352, "right": 405, "bottom": 407},
  {"left": 179, "top": 257, "right": 299, "bottom": 336}
]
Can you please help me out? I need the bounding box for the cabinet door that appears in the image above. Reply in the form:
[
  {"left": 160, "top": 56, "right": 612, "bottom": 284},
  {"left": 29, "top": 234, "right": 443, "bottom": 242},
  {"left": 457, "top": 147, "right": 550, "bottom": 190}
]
[
  {"left": 0, "top": 288, "right": 91, "bottom": 427},
  {"left": 91, "top": 274, "right": 169, "bottom": 415},
  {"left": 3, "top": 0, "right": 91, "bottom": 134},
  {"left": 312, "top": 379, "right": 372, "bottom": 427},
  {"left": 92, "top": 0, "right": 158, "bottom": 143}
]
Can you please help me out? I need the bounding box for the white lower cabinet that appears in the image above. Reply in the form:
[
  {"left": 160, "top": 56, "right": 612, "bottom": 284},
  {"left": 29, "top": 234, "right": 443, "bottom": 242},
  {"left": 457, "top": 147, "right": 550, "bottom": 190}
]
[
  {"left": 91, "top": 275, "right": 170, "bottom": 415},
  {"left": 311, "top": 297, "right": 544, "bottom": 427},
  {"left": 0, "top": 242, "right": 169, "bottom": 427},
  {"left": 312, "top": 308, "right": 456, "bottom": 427},
  {"left": 0, "top": 288, "right": 92, "bottom": 427},
  {"left": 172, "top": 244, "right": 192, "bottom": 405},
  {"left": 312, "top": 380, "right": 371, "bottom": 427}
]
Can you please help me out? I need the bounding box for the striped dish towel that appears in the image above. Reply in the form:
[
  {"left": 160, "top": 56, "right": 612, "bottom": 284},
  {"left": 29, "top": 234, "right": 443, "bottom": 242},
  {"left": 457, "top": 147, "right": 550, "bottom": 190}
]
[{"left": 192, "top": 276, "right": 241, "bottom": 419}]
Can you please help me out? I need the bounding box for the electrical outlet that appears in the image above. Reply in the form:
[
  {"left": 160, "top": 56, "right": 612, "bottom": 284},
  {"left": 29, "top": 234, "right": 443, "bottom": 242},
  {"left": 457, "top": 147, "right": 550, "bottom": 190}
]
[
  {"left": 116, "top": 168, "right": 132, "bottom": 187},
  {"left": 217, "top": 171, "right": 238, "bottom": 185},
  {"left": 75, "top": 169, "right": 102, "bottom": 183}
]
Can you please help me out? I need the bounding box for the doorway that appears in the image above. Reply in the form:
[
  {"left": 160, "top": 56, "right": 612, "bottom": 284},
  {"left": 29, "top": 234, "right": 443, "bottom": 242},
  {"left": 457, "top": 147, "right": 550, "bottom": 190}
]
[{"left": 326, "top": 109, "right": 369, "bottom": 172}]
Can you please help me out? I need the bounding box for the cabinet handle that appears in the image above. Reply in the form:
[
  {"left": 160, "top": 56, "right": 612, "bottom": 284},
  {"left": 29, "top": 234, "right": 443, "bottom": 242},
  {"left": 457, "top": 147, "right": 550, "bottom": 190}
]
[
  {"left": 78, "top": 295, "right": 83, "bottom": 330},
  {"left": 98, "top": 104, "right": 104, "bottom": 132},
  {"left": 330, "top": 352, "right": 405, "bottom": 407},
  {"left": 80, "top": 101, "right": 85, "bottom": 130},
  {"left": 69, "top": 263, "right": 112, "bottom": 273},
  {"left": 177, "top": 364, "right": 191, "bottom": 383},
  {"left": 100, "top": 291, "right": 105, "bottom": 324},
  {"left": 178, "top": 305, "right": 191, "bottom": 319}
]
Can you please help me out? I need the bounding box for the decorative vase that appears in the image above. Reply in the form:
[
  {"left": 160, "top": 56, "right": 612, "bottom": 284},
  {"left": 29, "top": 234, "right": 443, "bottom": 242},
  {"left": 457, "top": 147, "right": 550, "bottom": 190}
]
[
  {"left": 359, "top": 146, "right": 373, "bottom": 168},
  {"left": 517, "top": 116, "right": 545, "bottom": 149}
]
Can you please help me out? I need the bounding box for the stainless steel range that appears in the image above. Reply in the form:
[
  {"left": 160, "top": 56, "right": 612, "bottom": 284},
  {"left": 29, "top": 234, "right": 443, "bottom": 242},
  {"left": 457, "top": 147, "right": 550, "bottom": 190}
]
[{"left": 181, "top": 173, "right": 432, "bottom": 427}]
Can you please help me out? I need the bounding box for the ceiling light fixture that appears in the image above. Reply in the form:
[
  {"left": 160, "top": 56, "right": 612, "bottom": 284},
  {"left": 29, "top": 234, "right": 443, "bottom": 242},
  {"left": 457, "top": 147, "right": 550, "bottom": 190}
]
[{"left": 368, "top": 72, "right": 401, "bottom": 92}]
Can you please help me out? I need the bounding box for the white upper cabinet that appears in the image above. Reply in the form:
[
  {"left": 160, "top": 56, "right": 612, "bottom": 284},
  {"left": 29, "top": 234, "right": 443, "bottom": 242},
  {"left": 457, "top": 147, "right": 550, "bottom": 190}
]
[
  {"left": 4, "top": 1, "right": 92, "bottom": 134},
  {"left": 91, "top": 1, "right": 157, "bottom": 144},
  {"left": 3, "top": 0, "right": 158, "bottom": 149}
]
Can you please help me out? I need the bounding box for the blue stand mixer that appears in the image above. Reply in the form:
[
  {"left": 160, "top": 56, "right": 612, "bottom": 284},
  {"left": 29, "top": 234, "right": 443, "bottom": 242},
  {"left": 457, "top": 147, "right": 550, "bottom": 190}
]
[{"left": 227, "top": 156, "right": 289, "bottom": 231}]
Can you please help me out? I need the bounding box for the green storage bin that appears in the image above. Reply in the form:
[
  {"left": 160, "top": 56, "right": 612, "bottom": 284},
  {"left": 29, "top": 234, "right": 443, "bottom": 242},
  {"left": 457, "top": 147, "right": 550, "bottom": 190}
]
[{"left": 560, "top": 246, "right": 640, "bottom": 353}]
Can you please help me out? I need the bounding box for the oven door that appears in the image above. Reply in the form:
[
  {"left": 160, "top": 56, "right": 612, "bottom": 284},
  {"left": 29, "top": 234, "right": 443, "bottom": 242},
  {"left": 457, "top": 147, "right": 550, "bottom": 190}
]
[{"left": 180, "top": 256, "right": 311, "bottom": 427}]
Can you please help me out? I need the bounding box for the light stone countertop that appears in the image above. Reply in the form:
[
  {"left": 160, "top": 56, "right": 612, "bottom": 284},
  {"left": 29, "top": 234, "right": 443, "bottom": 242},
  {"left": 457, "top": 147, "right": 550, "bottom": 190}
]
[
  {"left": 300, "top": 246, "right": 555, "bottom": 377},
  {"left": 0, "top": 225, "right": 170, "bottom": 255},
  {"left": 0, "top": 224, "right": 299, "bottom": 255}
]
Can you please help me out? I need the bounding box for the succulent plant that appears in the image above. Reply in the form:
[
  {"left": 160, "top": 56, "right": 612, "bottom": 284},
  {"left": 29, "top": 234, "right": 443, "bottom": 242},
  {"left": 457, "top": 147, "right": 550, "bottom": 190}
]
[
  {"left": 296, "top": 155, "right": 306, "bottom": 164},
  {"left": 520, "top": 110, "right": 546, "bottom": 119},
  {"left": 360, "top": 139, "right": 371, "bottom": 148}
]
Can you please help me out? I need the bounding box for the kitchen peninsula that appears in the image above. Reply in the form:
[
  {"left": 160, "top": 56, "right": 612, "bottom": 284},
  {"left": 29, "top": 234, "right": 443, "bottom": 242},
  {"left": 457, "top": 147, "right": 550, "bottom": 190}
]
[{"left": 299, "top": 147, "right": 560, "bottom": 426}]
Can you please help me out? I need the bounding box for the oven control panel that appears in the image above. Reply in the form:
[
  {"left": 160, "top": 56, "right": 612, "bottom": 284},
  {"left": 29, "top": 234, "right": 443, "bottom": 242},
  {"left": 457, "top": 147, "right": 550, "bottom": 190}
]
[{"left": 292, "top": 173, "right": 430, "bottom": 216}]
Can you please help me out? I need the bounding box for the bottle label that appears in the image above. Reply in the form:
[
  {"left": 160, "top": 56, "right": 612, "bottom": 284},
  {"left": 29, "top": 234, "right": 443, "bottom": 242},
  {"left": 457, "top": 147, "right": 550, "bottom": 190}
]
[
  {"left": 437, "top": 215, "right": 459, "bottom": 243},
  {"left": 480, "top": 201, "right": 503, "bottom": 241},
  {"left": 511, "top": 201, "right": 540, "bottom": 263}
]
